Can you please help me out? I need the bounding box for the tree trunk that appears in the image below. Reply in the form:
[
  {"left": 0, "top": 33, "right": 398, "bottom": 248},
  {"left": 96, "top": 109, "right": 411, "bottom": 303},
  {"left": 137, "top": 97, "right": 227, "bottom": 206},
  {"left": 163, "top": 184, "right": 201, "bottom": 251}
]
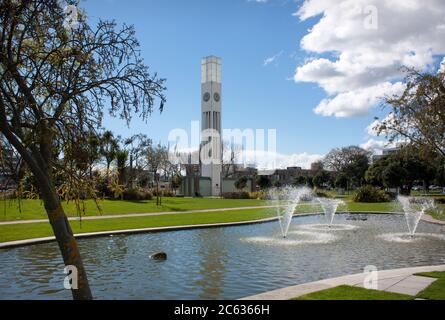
[{"left": 39, "top": 180, "right": 93, "bottom": 300}]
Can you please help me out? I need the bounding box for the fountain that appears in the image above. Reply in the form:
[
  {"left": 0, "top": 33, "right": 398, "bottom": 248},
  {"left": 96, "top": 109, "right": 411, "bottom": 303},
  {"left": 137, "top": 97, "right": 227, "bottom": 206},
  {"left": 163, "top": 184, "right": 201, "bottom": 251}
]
[
  {"left": 317, "top": 198, "right": 344, "bottom": 227},
  {"left": 398, "top": 196, "right": 435, "bottom": 236},
  {"left": 269, "top": 186, "right": 313, "bottom": 238}
]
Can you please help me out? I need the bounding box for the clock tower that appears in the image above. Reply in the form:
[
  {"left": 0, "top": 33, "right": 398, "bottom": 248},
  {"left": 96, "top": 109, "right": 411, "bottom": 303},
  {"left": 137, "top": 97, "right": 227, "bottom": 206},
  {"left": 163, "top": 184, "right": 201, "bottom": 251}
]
[{"left": 200, "top": 56, "right": 222, "bottom": 196}]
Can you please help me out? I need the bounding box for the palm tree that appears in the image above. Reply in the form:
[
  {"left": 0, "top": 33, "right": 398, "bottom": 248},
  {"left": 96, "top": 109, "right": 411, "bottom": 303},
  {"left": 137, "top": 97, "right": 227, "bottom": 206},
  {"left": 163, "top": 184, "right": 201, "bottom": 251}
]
[{"left": 100, "top": 131, "right": 119, "bottom": 181}]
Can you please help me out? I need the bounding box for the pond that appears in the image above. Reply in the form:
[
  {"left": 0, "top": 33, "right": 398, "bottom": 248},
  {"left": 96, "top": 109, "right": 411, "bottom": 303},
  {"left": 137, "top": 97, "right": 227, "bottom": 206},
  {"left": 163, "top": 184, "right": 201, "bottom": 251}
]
[{"left": 0, "top": 213, "right": 444, "bottom": 300}]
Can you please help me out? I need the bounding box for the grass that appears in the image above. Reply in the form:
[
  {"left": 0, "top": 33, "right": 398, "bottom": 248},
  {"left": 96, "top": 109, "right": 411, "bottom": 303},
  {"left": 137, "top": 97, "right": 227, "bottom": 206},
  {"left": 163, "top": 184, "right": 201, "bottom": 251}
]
[
  {"left": 415, "top": 271, "right": 445, "bottom": 300},
  {"left": 294, "top": 272, "right": 445, "bottom": 300},
  {"left": 293, "top": 285, "right": 414, "bottom": 300},
  {"left": 0, "top": 194, "right": 443, "bottom": 244},
  {"left": 0, "top": 208, "right": 275, "bottom": 243},
  {"left": 0, "top": 198, "right": 268, "bottom": 222}
]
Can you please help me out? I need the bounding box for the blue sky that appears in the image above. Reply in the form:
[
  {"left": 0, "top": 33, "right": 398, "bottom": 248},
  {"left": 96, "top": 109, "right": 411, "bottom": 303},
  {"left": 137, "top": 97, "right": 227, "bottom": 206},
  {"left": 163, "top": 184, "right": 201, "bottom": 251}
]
[{"left": 80, "top": 0, "right": 445, "bottom": 168}]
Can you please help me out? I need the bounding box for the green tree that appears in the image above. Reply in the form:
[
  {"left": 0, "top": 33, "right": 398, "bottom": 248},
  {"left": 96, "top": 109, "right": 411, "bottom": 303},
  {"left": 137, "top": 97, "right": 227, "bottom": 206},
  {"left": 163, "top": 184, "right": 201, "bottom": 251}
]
[
  {"left": 313, "top": 170, "right": 330, "bottom": 188},
  {"left": 116, "top": 149, "right": 129, "bottom": 186},
  {"left": 294, "top": 175, "right": 306, "bottom": 186},
  {"left": 366, "top": 145, "right": 436, "bottom": 194},
  {"left": 86, "top": 133, "right": 101, "bottom": 179},
  {"left": 257, "top": 175, "right": 272, "bottom": 190},
  {"left": 335, "top": 173, "right": 348, "bottom": 189},
  {"left": 0, "top": 0, "right": 166, "bottom": 299},
  {"left": 376, "top": 68, "right": 445, "bottom": 159},
  {"left": 235, "top": 176, "right": 248, "bottom": 191},
  {"left": 382, "top": 163, "right": 407, "bottom": 190},
  {"left": 101, "top": 131, "right": 119, "bottom": 181},
  {"left": 323, "top": 146, "right": 370, "bottom": 188}
]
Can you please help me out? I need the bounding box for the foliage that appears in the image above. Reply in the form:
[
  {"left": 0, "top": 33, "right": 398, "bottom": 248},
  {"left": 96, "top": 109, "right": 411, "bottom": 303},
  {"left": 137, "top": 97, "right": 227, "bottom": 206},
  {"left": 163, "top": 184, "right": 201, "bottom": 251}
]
[
  {"left": 293, "top": 175, "right": 307, "bottom": 186},
  {"left": 115, "top": 149, "right": 129, "bottom": 185},
  {"left": 235, "top": 176, "right": 248, "bottom": 190},
  {"left": 323, "top": 146, "right": 370, "bottom": 187},
  {"left": 335, "top": 173, "right": 349, "bottom": 189},
  {"left": 222, "top": 192, "right": 250, "bottom": 199},
  {"left": 313, "top": 170, "right": 330, "bottom": 188},
  {"left": 313, "top": 188, "right": 332, "bottom": 198},
  {"left": 107, "top": 174, "right": 125, "bottom": 200},
  {"left": 122, "top": 188, "right": 152, "bottom": 201},
  {"left": 151, "top": 189, "right": 175, "bottom": 197},
  {"left": 256, "top": 175, "right": 272, "bottom": 190},
  {"left": 0, "top": 0, "right": 166, "bottom": 299},
  {"left": 353, "top": 185, "right": 391, "bottom": 203},
  {"left": 376, "top": 68, "right": 445, "bottom": 159},
  {"left": 248, "top": 191, "right": 268, "bottom": 200},
  {"left": 365, "top": 145, "right": 439, "bottom": 194}
]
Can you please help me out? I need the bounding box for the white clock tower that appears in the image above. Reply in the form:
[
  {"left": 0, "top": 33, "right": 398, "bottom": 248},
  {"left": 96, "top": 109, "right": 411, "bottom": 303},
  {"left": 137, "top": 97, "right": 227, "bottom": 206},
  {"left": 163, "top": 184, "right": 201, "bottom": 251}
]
[{"left": 200, "top": 56, "right": 222, "bottom": 196}]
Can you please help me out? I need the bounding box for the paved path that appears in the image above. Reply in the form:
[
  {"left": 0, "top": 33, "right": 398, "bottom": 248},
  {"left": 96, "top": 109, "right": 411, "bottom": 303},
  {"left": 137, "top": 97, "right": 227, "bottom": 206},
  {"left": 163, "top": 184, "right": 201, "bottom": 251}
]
[{"left": 242, "top": 265, "right": 445, "bottom": 300}]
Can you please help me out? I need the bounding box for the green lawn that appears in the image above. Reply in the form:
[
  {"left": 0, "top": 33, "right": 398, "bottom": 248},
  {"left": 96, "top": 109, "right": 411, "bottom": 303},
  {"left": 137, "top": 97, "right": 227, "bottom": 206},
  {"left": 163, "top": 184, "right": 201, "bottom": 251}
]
[
  {"left": 0, "top": 196, "right": 443, "bottom": 244},
  {"left": 0, "top": 208, "right": 275, "bottom": 243},
  {"left": 0, "top": 198, "right": 268, "bottom": 221},
  {"left": 2, "top": 196, "right": 443, "bottom": 222},
  {"left": 294, "top": 272, "right": 445, "bottom": 300},
  {"left": 415, "top": 272, "right": 445, "bottom": 300},
  {"left": 293, "top": 285, "right": 414, "bottom": 300}
]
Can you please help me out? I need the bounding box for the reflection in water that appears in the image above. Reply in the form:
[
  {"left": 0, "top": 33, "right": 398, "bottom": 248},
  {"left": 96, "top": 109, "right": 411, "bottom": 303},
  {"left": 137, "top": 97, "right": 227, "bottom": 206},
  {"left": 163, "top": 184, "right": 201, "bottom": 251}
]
[
  {"left": 0, "top": 213, "right": 445, "bottom": 300},
  {"left": 194, "top": 228, "right": 228, "bottom": 299}
]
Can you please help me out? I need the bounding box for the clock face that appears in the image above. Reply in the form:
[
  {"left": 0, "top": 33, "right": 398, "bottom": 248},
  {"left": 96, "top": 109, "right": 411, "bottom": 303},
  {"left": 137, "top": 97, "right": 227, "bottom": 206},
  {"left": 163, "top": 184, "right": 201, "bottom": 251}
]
[
  {"left": 213, "top": 92, "right": 220, "bottom": 102},
  {"left": 203, "top": 92, "right": 210, "bottom": 102}
]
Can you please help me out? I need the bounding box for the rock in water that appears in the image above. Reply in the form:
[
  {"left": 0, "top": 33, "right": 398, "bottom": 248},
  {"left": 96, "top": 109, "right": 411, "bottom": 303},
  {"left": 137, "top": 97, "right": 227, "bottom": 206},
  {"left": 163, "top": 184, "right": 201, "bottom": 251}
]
[{"left": 150, "top": 252, "right": 167, "bottom": 260}]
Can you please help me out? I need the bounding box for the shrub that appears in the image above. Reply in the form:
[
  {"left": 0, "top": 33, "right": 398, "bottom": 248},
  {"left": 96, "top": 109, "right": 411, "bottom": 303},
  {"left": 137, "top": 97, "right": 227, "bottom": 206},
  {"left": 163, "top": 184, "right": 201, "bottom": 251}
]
[
  {"left": 248, "top": 191, "right": 267, "bottom": 200},
  {"left": 222, "top": 192, "right": 250, "bottom": 199},
  {"left": 151, "top": 189, "right": 175, "bottom": 197},
  {"left": 123, "top": 188, "right": 153, "bottom": 201},
  {"left": 353, "top": 185, "right": 390, "bottom": 203},
  {"left": 313, "top": 188, "right": 331, "bottom": 199},
  {"left": 433, "top": 197, "right": 445, "bottom": 204}
]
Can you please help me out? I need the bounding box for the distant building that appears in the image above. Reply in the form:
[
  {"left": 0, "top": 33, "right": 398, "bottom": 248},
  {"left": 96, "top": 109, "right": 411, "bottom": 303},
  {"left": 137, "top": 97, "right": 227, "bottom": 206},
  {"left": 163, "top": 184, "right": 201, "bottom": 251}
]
[
  {"left": 371, "top": 146, "right": 402, "bottom": 164},
  {"left": 311, "top": 161, "right": 324, "bottom": 172}
]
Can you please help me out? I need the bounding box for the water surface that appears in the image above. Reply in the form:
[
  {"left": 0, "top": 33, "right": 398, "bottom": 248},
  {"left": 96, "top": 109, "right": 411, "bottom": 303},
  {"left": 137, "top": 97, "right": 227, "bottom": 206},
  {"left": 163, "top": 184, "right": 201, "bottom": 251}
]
[{"left": 0, "top": 213, "right": 444, "bottom": 299}]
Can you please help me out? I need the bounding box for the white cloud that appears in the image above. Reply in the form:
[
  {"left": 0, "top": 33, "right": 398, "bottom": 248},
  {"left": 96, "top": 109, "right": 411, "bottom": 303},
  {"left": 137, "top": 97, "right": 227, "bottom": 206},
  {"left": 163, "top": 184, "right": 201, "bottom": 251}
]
[
  {"left": 360, "top": 139, "right": 391, "bottom": 155},
  {"left": 264, "top": 51, "right": 284, "bottom": 66},
  {"left": 360, "top": 138, "right": 409, "bottom": 155},
  {"left": 366, "top": 120, "right": 379, "bottom": 137},
  {"left": 171, "top": 147, "right": 322, "bottom": 170},
  {"left": 294, "top": 0, "right": 445, "bottom": 117},
  {"left": 242, "top": 150, "right": 323, "bottom": 170},
  {"left": 314, "top": 82, "right": 405, "bottom": 117}
]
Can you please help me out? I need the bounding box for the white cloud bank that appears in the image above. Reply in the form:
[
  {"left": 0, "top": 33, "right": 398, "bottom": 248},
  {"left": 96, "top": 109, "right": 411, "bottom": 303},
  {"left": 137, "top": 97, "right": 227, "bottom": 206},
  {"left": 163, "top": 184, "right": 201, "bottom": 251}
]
[
  {"left": 294, "top": 0, "right": 445, "bottom": 117},
  {"left": 173, "top": 148, "right": 323, "bottom": 170},
  {"left": 242, "top": 150, "right": 323, "bottom": 170}
]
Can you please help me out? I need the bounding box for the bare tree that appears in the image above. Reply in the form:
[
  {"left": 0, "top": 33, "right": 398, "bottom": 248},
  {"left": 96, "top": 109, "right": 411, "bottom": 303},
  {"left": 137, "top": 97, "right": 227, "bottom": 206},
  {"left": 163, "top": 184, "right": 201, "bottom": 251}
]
[
  {"left": 0, "top": 0, "right": 166, "bottom": 299},
  {"left": 124, "top": 133, "right": 152, "bottom": 188},
  {"left": 146, "top": 143, "right": 168, "bottom": 205}
]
